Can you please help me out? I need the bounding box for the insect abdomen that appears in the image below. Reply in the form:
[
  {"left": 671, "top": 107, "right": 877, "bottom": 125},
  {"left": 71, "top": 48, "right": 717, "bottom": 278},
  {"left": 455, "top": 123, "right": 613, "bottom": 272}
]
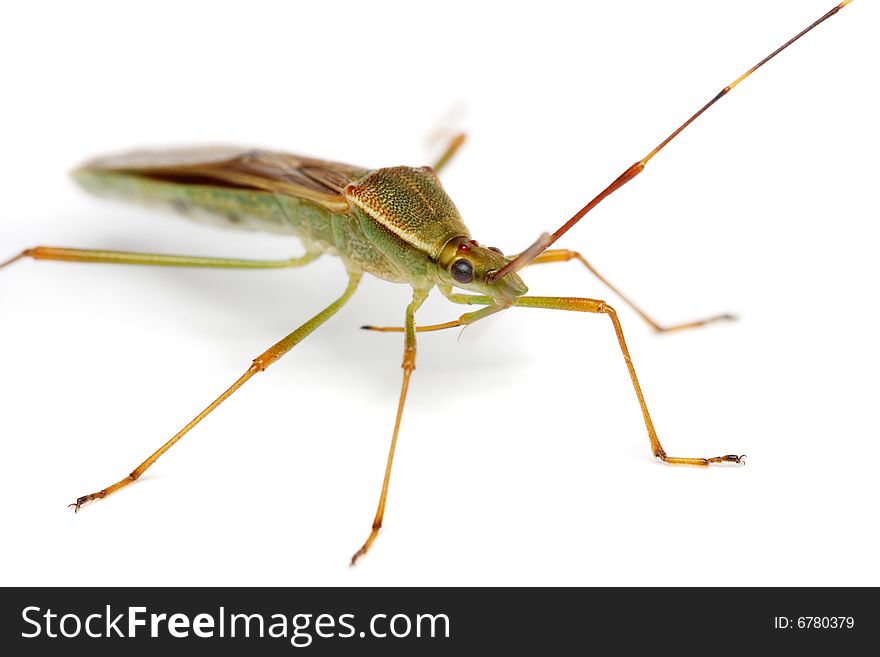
[
  {"left": 72, "top": 168, "right": 305, "bottom": 235},
  {"left": 72, "top": 168, "right": 416, "bottom": 282}
]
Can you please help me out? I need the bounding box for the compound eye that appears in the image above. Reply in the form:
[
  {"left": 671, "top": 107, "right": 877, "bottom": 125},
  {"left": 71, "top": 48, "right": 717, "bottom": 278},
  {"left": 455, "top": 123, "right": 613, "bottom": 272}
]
[{"left": 451, "top": 258, "right": 474, "bottom": 284}]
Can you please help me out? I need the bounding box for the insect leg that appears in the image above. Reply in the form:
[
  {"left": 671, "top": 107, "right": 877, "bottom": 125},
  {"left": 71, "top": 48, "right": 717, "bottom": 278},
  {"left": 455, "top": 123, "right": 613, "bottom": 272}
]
[
  {"left": 515, "top": 295, "right": 744, "bottom": 466},
  {"left": 0, "top": 252, "right": 26, "bottom": 268},
  {"left": 524, "top": 249, "right": 736, "bottom": 333},
  {"left": 351, "top": 288, "right": 430, "bottom": 565},
  {"left": 1, "top": 246, "right": 320, "bottom": 269},
  {"left": 360, "top": 297, "right": 502, "bottom": 334},
  {"left": 436, "top": 285, "right": 492, "bottom": 306},
  {"left": 69, "top": 272, "right": 361, "bottom": 511},
  {"left": 357, "top": 291, "right": 742, "bottom": 463},
  {"left": 431, "top": 133, "right": 466, "bottom": 174},
  {"left": 366, "top": 261, "right": 734, "bottom": 335}
]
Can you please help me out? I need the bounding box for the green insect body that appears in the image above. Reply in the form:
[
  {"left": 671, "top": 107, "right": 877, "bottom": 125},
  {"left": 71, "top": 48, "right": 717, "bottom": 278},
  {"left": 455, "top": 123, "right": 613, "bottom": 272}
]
[{"left": 73, "top": 147, "right": 525, "bottom": 297}]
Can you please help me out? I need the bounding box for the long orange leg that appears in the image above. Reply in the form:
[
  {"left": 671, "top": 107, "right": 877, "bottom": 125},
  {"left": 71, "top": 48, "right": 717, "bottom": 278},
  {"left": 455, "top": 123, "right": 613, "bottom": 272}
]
[
  {"left": 515, "top": 296, "right": 743, "bottom": 465},
  {"left": 1, "top": 246, "right": 319, "bottom": 269},
  {"left": 362, "top": 297, "right": 505, "bottom": 334},
  {"left": 351, "top": 288, "right": 429, "bottom": 565},
  {"left": 526, "top": 249, "right": 735, "bottom": 333},
  {"left": 69, "top": 272, "right": 362, "bottom": 511},
  {"left": 363, "top": 292, "right": 743, "bottom": 466}
]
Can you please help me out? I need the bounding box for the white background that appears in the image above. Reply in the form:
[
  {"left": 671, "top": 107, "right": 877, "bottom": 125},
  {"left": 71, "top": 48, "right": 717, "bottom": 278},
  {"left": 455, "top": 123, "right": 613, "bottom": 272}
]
[{"left": 1, "top": 1, "right": 877, "bottom": 587}]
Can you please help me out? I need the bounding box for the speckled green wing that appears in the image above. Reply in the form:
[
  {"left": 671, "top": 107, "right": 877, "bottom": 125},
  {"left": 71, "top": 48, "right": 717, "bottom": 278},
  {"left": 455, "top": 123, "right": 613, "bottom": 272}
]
[{"left": 78, "top": 146, "right": 369, "bottom": 214}]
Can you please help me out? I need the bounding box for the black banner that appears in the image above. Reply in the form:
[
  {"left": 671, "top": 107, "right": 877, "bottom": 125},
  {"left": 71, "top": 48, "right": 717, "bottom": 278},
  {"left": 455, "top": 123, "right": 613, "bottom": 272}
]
[{"left": 1, "top": 587, "right": 874, "bottom": 654}]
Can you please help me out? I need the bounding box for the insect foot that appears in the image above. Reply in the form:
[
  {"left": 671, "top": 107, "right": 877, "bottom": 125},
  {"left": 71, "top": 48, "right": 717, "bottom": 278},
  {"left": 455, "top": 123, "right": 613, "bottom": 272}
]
[
  {"left": 350, "top": 524, "right": 381, "bottom": 567},
  {"left": 68, "top": 470, "right": 141, "bottom": 512},
  {"left": 652, "top": 312, "right": 739, "bottom": 334},
  {"left": 654, "top": 448, "right": 746, "bottom": 467},
  {"left": 68, "top": 492, "right": 103, "bottom": 513},
  {"left": 709, "top": 454, "right": 747, "bottom": 465},
  {"left": 0, "top": 251, "right": 27, "bottom": 269}
]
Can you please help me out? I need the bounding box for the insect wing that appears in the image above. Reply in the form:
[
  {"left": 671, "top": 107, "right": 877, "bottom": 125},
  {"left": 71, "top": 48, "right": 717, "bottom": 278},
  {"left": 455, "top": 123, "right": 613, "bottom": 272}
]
[{"left": 79, "top": 146, "right": 368, "bottom": 213}]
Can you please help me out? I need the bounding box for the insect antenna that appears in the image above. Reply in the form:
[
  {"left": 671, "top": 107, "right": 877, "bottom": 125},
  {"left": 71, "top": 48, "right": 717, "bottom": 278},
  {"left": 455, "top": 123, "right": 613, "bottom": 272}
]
[{"left": 489, "top": 0, "right": 855, "bottom": 283}]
